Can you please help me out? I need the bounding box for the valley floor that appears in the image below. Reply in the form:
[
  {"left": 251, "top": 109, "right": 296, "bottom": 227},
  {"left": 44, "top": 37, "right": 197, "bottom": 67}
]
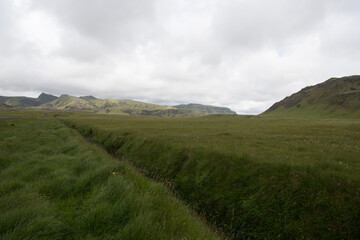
[
  {"left": 1, "top": 110, "right": 359, "bottom": 239},
  {"left": 0, "top": 112, "right": 219, "bottom": 239},
  {"left": 60, "top": 112, "right": 360, "bottom": 239}
]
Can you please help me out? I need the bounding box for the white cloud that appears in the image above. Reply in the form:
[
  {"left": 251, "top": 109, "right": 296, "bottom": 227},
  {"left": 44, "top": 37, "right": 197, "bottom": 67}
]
[{"left": 0, "top": 0, "right": 359, "bottom": 114}]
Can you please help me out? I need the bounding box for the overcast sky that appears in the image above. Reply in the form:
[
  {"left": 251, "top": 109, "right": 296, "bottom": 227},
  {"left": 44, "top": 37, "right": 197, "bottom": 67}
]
[{"left": 0, "top": 0, "right": 359, "bottom": 114}]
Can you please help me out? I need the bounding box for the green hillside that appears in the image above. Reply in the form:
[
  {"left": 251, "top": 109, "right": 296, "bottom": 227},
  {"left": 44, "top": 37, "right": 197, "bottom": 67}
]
[
  {"left": 41, "top": 96, "right": 198, "bottom": 117},
  {"left": 80, "top": 95, "right": 98, "bottom": 101},
  {"left": 0, "top": 92, "right": 236, "bottom": 117},
  {"left": 37, "top": 92, "right": 58, "bottom": 103},
  {"left": 94, "top": 99, "right": 199, "bottom": 117},
  {"left": 0, "top": 93, "right": 58, "bottom": 107},
  {"left": 0, "top": 96, "right": 38, "bottom": 107},
  {"left": 0, "top": 103, "right": 13, "bottom": 109},
  {"left": 174, "top": 103, "right": 236, "bottom": 115},
  {"left": 41, "top": 94, "right": 97, "bottom": 112},
  {"left": 263, "top": 75, "right": 360, "bottom": 118}
]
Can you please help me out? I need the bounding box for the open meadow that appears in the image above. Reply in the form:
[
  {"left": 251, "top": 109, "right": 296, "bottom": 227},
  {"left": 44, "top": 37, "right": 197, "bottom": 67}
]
[
  {"left": 59, "top": 112, "right": 360, "bottom": 239},
  {"left": 1, "top": 110, "right": 359, "bottom": 239},
  {"left": 0, "top": 112, "right": 219, "bottom": 239}
]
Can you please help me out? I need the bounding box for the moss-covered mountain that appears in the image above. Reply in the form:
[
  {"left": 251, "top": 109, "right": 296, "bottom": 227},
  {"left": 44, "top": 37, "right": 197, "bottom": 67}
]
[
  {"left": 0, "top": 92, "right": 57, "bottom": 107},
  {"left": 41, "top": 94, "right": 96, "bottom": 111},
  {"left": 41, "top": 95, "right": 201, "bottom": 117},
  {"left": 0, "top": 93, "right": 236, "bottom": 117},
  {"left": 173, "top": 103, "right": 236, "bottom": 115},
  {"left": 263, "top": 75, "right": 360, "bottom": 117}
]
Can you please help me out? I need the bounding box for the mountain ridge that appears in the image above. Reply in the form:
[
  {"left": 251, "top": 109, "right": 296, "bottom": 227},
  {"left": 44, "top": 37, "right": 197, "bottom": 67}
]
[
  {"left": 0, "top": 92, "right": 58, "bottom": 107},
  {"left": 0, "top": 93, "right": 236, "bottom": 117}
]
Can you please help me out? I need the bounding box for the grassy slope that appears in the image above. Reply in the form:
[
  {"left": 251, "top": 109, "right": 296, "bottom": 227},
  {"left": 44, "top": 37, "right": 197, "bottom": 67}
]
[
  {"left": 2, "top": 94, "right": 229, "bottom": 117},
  {"left": 0, "top": 103, "right": 13, "bottom": 109},
  {"left": 60, "top": 113, "right": 360, "bottom": 239},
  {"left": 263, "top": 75, "right": 360, "bottom": 118},
  {"left": 93, "top": 99, "right": 198, "bottom": 117},
  {"left": 0, "top": 112, "right": 219, "bottom": 239},
  {"left": 40, "top": 95, "right": 97, "bottom": 111},
  {"left": 0, "top": 96, "right": 40, "bottom": 108},
  {"left": 40, "top": 96, "right": 199, "bottom": 117}
]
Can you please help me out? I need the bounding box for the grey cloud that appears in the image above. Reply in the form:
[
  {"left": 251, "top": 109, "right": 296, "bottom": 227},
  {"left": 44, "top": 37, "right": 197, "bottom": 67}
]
[
  {"left": 214, "top": 0, "right": 325, "bottom": 49},
  {"left": 54, "top": 31, "right": 108, "bottom": 62},
  {"left": 0, "top": 1, "right": 23, "bottom": 55},
  {"left": 320, "top": 2, "right": 360, "bottom": 59},
  {"left": 33, "top": 0, "right": 156, "bottom": 46},
  {"left": 0, "top": 0, "right": 359, "bottom": 114}
]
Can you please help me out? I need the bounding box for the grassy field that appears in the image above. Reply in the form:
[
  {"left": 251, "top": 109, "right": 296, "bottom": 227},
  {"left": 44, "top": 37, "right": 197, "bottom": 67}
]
[
  {"left": 59, "top": 112, "right": 360, "bottom": 239},
  {"left": 0, "top": 112, "right": 219, "bottom": 239}
]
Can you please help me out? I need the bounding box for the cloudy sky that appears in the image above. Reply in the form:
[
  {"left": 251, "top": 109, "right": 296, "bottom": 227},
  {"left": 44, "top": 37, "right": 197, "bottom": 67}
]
[{"left": 0, "top": 0, "right": 359, "bottom": 114}]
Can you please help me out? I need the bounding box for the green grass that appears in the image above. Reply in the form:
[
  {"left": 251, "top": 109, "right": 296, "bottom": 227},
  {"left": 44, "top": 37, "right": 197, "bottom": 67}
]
[
  {"left": 0, "top": 112, "right": 219, "bottom": 239},
  {"left": 60, "top": 112, "right": 360, "bottom": 239}
]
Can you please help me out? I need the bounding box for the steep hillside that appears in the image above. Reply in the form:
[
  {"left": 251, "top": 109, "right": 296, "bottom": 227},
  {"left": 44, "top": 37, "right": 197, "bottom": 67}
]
[
  {"left": 174, "top": 103, "right": 236, "bottom": 115},
  {"left": 0, "top": 92, "right": 58, "bottom": 107},
  {"left": 263, "top": 75, "right": 360, "bottom": 117},
  {"left": 37, "top": 92, "right": 58, "bottom": 103}
]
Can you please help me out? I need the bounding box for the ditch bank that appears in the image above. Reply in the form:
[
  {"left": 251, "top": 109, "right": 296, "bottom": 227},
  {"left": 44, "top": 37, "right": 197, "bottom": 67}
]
[{"left": 61, "top": 118, "right": 360, "bottom": 240}]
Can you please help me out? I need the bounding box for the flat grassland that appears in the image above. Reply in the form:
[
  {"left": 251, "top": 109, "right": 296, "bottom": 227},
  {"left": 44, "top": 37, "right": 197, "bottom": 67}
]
[
  {"left": 0, "top": 112, "right": 219, "bottom": 239},
  {"left": 60, "top": 112, "right": 360, "bottom": 239}
]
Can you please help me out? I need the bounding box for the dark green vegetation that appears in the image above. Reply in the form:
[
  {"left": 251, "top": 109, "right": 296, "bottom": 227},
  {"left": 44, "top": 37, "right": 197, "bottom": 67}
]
[
  {"left": 0, "top": 93, "right": 57, "bottom": 108},
  {"left": 0, "top": 93, "right": 235, "bottom": 117},
  {"left": 0, "top": 103, "right": 13, "bottom": 109},
  {"left": 174, "top": 104, "right": 236, "bottom": 115},
  {"left": 0, "top": 112, "right": 220, "bottom": 239},
  {"left": 1, "top": 75, "right": 360, "bottom": 239},
  {"left": 263, "top": 75, "right": 360, "bottom": 118},
  {"left": 60, "top": 113, "right": 360, "bottom": 239}
]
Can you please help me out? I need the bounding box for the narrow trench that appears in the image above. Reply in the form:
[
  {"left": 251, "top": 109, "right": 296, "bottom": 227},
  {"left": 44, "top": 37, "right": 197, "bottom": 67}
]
[{"left": 60, "top": 119, "right": 227, "bottom": 239}]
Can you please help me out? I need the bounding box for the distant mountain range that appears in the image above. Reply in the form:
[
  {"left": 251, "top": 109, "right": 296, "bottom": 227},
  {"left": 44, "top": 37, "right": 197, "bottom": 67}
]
[
  {"left": 262, "top": 75, "right": 360, "bottom": 117},
  {"left": 0, "top": 93, "right": 57, "bottom": 108},
  {"left": 2, "top": 75, "right": 359, "bottom": 117},
  {"left": 174, "top": 103, "right": 236, "bottom": 115},
  {"left": 0, "top": 93, "right": 236, "bottom": 117}
]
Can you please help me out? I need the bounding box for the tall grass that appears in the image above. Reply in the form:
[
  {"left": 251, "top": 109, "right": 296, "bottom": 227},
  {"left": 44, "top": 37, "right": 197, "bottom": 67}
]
[
  {"left": 60, "top": 112, "right": 360, "bottom": 239},
  {"left": 0, "top": 113, "right": 219, "bottom": 239}
]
